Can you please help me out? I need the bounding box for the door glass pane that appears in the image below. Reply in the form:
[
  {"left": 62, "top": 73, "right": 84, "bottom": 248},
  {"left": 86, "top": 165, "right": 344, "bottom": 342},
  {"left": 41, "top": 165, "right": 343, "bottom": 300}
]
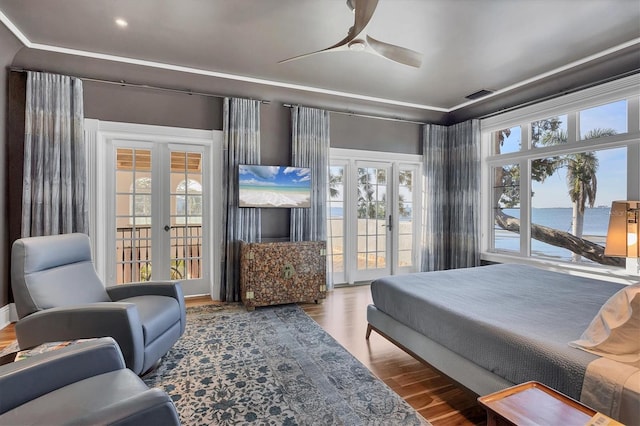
[
  {"left": 115, "top": 148, "right": 152, "bottom": 283},
  {"left": 397, "top": 169, "right": 414, "bottom": 268},
  {"left": 170, "top": 151, "right": 203, "bottom": 280},
  {"left": 328, "top": 166, "right": 345, "bottom": 274},
  {"left": 357, "top": 167, "right": 387, "bottom": 271}
]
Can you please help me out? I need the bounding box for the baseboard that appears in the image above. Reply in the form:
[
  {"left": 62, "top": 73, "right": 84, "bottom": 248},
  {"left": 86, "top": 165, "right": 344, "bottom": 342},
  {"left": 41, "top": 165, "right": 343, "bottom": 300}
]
[{"left": 0, "top": 303, "right": 14, "bottom": 330}]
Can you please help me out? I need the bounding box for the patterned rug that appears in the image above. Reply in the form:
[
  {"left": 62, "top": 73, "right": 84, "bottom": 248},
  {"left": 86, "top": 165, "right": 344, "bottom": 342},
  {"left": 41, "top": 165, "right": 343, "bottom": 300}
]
[{"left": 143, "top": 304, "right": 429, "bottom": 425}]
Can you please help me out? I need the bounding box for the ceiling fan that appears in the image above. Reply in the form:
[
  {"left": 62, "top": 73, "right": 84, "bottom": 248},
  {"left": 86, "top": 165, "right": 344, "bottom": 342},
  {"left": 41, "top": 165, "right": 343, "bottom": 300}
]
[{"left": 279, "top": 0, "right": 422, "bottom": 68}]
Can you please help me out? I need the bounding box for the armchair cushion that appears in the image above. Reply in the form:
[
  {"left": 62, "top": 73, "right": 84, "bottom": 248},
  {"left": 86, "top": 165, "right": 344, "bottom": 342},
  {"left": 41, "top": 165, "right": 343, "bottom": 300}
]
[
  {"left": 121, "top": 295, "right": 181, "bottom": 344},
  {"left": 107, "top": 281, "right": 186, "bottom": 336}
]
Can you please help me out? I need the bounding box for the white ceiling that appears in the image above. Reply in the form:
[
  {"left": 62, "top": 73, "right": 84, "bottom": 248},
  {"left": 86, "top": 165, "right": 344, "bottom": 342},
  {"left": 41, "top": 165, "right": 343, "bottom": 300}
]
[{"left": 0, "top": 0, "right": 638, "bottom": 117}]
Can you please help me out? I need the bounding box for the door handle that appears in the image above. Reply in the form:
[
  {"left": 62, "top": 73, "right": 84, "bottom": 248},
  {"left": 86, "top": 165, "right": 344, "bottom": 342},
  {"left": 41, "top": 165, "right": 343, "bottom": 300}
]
[
  {"left": 164, "top": 225, "right": 171, "bottom": 232},
  {"left": 381, "top": 215, "right": 392, "bottom": 231}
]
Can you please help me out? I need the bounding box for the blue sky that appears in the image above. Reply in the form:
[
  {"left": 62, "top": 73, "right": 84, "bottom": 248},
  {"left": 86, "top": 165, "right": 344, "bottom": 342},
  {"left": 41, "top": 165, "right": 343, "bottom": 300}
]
[
  {"left": 239, "top": 165, "right": 311, "bottom": 187},
  {"left": 501, "top": 100, "right": 628, "bottom": 208}
]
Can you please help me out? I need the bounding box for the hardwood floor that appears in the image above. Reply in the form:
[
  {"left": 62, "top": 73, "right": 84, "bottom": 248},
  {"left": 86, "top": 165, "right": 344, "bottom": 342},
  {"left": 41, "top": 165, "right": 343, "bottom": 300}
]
[
  {"left": 301, "top": 285, "right": 486, "bottom": 426},
  {"left": 0, "top": 286, "right": 486, "bottom": 425}
]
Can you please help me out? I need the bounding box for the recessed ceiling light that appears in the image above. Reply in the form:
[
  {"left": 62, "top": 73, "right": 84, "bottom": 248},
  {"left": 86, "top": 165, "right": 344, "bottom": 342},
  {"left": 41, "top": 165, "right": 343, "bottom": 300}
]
[{"left": 115, "top": 18, "right": 128, "bottom": 28}]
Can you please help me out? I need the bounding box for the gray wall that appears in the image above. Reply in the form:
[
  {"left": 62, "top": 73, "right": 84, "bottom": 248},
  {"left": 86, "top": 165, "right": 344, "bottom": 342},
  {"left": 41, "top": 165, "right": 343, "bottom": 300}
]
[{"left": 331, "top": 113, "right": 422, "bottom": 155}]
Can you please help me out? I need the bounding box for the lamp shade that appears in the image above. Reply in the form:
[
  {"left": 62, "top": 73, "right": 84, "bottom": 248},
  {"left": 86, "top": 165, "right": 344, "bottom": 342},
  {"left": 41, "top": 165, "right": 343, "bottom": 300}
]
[{"left": 605, "top": 201, "right": 640, "bottom": 258}]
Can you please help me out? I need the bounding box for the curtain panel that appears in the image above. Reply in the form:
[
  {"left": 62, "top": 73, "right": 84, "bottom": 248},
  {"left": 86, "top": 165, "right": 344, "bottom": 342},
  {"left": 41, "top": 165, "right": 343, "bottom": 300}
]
[
  {"left": 22, "top": 71, "right": 87, "bottom": 237},
  {"left": 289, "top": 106, "right": 330, "bottom": 242},
  {"left": 220, "top": 97, "right": 262, "bottom": 302},
  {"left": 421, "top": 123, "right": 449, "bottom": 271},
  {"left": 421, "top": 119, "right": 480, "bottom": 271},
  {"left": 447, "top": 119, "right": 481, "bottom": 269}
]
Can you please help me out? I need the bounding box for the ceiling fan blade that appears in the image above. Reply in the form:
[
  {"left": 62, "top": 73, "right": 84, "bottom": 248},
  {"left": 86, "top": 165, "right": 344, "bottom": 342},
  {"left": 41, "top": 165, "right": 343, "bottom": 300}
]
[
  {"left": 278, "top": 43, "right": 350, "bottom": 64},
  {"left": 353, "top": 0, "right": 379, "bottom": 35},
  {"left": 366, "top": 35, "right": 423, "bottom": 68}
]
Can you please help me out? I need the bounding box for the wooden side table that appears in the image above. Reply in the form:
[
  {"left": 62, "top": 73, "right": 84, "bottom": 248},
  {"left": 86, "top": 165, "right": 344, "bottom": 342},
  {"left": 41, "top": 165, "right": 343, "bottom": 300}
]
[{"left": 478, "top": 381, "right": 597, "bottom": 426}]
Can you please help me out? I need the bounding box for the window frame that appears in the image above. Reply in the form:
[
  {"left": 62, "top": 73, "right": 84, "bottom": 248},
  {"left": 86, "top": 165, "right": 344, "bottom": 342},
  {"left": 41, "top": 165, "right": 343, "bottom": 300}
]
[{"left": 480, "top": 74, "right": 640, "bottom": 282}]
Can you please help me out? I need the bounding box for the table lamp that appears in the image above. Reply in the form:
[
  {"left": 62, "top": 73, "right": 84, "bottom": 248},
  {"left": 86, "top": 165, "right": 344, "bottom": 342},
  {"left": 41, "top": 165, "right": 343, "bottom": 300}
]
[{"left": 605, "top": 201, "right": 640, "bottom": 274}]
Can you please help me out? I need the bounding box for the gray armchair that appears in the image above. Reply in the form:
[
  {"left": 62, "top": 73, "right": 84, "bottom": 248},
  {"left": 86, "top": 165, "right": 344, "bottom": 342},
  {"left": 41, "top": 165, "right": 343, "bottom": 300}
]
[
  {"left": 0, "top": 337, "right": 180, "bottom": 425},
  {"left": 11, "top": 233, "right": 186, "bottom": 375}
]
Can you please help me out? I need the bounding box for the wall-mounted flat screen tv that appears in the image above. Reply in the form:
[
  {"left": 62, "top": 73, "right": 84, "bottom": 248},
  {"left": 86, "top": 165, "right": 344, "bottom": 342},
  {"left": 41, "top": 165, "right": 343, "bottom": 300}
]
[{"left": 238, "top": 165, "right": 311, "bottom": 208}]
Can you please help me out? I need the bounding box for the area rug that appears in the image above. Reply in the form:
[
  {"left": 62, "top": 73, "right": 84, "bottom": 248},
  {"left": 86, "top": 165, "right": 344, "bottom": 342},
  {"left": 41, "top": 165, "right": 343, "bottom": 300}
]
[{"left": 143, "top": 304, "right": 429, "bottom": 425}]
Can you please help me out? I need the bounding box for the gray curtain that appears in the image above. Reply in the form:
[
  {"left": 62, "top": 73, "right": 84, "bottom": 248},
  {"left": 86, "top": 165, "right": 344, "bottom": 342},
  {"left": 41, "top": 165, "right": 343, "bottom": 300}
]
[
  {"left": 290, "top": 106, "right": 330, "bottom": 242},
  {"left": 421, "top": 119, "right": 480, "bottom": 271},
  {"left": 221, "top": 97, "right": 261, "bottom": 302},
  {"left": 22, "top": 71, "right": 87, "bottom": 237},
  {"left": 421, "top": 123, "right": 449, "bottom": 271},
  {"left": 448, "top": 120, "right": 481, "bottom": 269}
]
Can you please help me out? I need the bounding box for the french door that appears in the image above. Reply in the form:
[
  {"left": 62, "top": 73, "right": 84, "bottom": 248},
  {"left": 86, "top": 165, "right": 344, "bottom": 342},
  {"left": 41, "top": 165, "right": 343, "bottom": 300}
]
[
  {"left": 328, "top": 149, "right": 422, "bottom": 284},
  {"left": 87, "top": 120, "right": 220, "bottom": 297},
  {"left": 111, "top": 143, "right": 207, "bottom": 285}
]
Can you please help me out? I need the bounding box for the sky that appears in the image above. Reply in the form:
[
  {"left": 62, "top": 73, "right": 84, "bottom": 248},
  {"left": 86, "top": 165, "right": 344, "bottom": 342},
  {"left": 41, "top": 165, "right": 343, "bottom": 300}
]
[
  {"left": 500, "top": 100, "right": 629, "bottom": 208},
  {"left": 239, "top": 165, "right": 311, "bottom": 187}
]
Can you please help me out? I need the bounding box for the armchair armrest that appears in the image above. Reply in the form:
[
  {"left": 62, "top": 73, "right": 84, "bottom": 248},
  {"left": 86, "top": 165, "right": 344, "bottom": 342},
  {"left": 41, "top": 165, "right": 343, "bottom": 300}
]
[
  {"left": 107, "top": 281, "right": 186, "bottom": 334},
  {"left": 15, "top": 303, "right": 145, "bottom": 373},
  {"left": 0, "top": 337, "right": 124, "bottom": 415},
  {"left": 106, "top": 281, "right": 183, "bottom": 300},
  {"left": 71, "top": 388, "right": 180, "bottom": 426}
]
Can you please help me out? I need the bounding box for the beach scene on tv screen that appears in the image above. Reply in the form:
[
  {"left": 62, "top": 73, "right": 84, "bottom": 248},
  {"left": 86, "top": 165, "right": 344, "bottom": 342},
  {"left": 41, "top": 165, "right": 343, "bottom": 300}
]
[{"left": 239, "top": 165, "right": 311, "bottom": 208}]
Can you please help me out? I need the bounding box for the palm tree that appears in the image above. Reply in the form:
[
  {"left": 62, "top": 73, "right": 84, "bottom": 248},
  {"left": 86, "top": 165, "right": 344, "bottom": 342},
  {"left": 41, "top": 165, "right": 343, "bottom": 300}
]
[
  {"left": 565, "top": 152, "right": 599, "bottom": 261},
  {"left": 541, "top": 128, "right": 616, "bottom": 261},
  {"left": 397, "top": 170, "right": 413, "bottom": 218},
  {"left": 328, "top": 167, "right": 343, "bottom": 199}
]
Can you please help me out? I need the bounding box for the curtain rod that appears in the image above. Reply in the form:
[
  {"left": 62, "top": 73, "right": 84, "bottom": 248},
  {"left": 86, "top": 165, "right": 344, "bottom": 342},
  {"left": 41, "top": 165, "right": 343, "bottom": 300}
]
[
  {"left": 283, "top": 103, "right": 426, "bottom": 125},
  {"left": 8, "top": 66, "right": 271, "bottom": 104}
]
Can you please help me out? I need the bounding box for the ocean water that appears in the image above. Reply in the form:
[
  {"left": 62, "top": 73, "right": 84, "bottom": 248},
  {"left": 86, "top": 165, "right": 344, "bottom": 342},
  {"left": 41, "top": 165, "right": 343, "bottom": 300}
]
[
  {"left": 496, "top": 207, "right": 611, "bottom": 260},
  {"left": 503, "top": 207, "right": 610, "bottom": 235}
]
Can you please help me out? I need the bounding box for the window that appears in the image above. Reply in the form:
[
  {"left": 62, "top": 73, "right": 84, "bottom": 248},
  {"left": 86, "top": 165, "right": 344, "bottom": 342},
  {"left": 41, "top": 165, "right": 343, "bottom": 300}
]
[
  {"left": 482, "top": 75, "right": 640, "bottom": 273},
  {"left": 130, "top": 177, "right": 152, "bottom": 225},
  {"left": 328, "top": 165, "right": 345, "bottom": 279},
  {"left": 175, "top": 179, "right": 202, "bottom": 224}
]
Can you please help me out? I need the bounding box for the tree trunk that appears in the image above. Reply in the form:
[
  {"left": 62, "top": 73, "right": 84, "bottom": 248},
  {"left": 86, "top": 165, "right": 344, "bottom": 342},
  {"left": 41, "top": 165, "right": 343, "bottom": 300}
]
[
  {"left": 571, "top": 203, "right": 584, "bottom": 262},
  {"left": 495, "top": 209, "right": 624, "bottom": 267}
]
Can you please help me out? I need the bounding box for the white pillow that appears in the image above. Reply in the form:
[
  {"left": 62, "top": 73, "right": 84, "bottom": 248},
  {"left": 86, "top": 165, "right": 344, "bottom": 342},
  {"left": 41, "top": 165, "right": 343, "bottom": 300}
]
[{"left": 569, "top": 282, "right": 640, "bottom": 363}]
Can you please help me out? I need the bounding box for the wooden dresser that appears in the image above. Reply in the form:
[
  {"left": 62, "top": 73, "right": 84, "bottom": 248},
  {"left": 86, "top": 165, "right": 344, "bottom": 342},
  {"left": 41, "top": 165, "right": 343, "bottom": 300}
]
[{"left": 239, "top": 241, "right": 327, "bottom": 310}]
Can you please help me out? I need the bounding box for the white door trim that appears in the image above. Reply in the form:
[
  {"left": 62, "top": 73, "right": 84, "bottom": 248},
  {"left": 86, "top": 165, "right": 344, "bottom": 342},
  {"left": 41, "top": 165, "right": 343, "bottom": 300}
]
[
  {"left": 85, "top": 119, "right": 222, "bottom": 298},
  {"left": 329, "top": 148, "right": 423, "bottom": 284}
]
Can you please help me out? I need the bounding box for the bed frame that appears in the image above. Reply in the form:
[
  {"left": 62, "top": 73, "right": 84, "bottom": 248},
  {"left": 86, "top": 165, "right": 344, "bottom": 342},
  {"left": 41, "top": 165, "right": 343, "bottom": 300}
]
[{"left": 366, "top": 304, "right": 513, "bottom": 396}]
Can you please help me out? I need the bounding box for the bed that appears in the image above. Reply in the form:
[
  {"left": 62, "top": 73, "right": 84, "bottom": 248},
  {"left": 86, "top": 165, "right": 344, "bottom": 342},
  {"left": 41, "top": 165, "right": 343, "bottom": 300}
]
[{"left": 366, "top": 263, "right": 639, "bottom": 425}]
